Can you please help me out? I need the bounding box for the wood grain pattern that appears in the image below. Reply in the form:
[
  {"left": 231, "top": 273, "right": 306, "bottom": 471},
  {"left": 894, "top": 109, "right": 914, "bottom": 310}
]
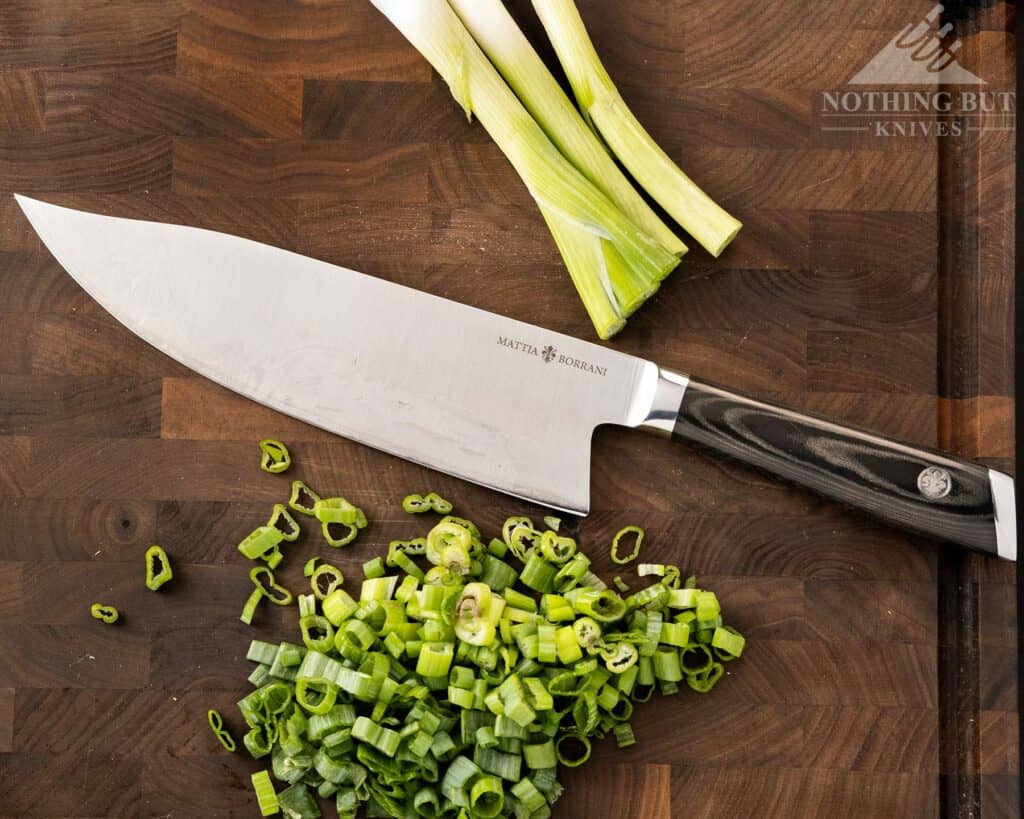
[
  {"left": 0, "top": 0, "right": 1015, "bottom": 817},
  {"left": 45, "top": 71, "right": 304, "bottom": 138},
  {"left": 0, "top": 72, "right": 44, "bottom": 132}
]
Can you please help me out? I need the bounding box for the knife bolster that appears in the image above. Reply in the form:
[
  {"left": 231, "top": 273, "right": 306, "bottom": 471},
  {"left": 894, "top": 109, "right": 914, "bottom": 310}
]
[{"left": 635, "top": 368, "right": 690, "bottom": 437}]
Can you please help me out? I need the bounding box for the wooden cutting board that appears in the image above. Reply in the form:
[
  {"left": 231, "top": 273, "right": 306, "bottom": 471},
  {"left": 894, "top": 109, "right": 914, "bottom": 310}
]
[{"left": 0, "top": 1, "right": 1016, "bottom": 816}]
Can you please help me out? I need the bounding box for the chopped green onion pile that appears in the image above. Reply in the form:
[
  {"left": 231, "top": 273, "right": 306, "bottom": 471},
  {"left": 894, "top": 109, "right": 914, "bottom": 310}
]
[
  {"left": 230, "top": 467, "right": 744, "bottom": 817},
  {"left": 84, "top": 439, "right": 745, "bottom": 818}
]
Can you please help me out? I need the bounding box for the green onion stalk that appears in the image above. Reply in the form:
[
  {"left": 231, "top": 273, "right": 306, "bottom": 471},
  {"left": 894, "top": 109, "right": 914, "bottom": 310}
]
[
  {"left": 369, "top": 0, "right": 683, "bottom": 339},
  {"left": 532, "top": 0, "right": 743, "bottom": 257}
]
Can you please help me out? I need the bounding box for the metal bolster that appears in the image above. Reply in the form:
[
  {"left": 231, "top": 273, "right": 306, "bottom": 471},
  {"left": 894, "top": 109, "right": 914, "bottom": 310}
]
[
  {"left": 636, "top": 368, "right": 690, "bottom": 437},
  {"left": 988, "top": 468, "right": 1017, "bottom": 561}
]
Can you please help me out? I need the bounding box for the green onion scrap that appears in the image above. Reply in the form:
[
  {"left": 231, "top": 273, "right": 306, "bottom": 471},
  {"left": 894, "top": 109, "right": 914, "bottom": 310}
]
[
  {"left": 259, "top": 438, "right": 292, "bottom": 474},
  {"left": 89, "top": 603, "right": 119, "bottom": 624},
  {"left": 208, "top": 709, "right": 237, "bottom": 753},
  {"left": 234, "top": 498, "right": 744, "bottom": 817},
  {"left": 144, "top": 544, "right": 173, "bottom": 591},
  {"left": 610, "top": 525, "right": 644, "bottom": 565},
  {"left": 402, "top": 492, "right": 454, "bottom": 515}
]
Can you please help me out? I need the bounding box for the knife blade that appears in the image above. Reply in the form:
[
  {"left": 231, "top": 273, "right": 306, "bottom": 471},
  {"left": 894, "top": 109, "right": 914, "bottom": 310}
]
[{"left": 15, "top": 195, "right": 1016, "bottom": 560}]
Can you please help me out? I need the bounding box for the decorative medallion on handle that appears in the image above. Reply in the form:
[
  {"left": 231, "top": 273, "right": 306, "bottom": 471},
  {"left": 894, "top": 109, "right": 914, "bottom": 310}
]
[{"left": 917, "top": 466, "right": 953, "bottom": 499}]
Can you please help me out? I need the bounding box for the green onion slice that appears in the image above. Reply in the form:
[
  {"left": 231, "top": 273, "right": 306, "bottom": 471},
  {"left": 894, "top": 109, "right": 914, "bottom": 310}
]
[
  {"left": 609, "top": 526, "right": 643, "bottom": 565},
  {"left": 144, "top": 544, "right": 173, "bottom": 591},
  {"left": 89, "top": 603, "right": 119, "bottom": 624}
]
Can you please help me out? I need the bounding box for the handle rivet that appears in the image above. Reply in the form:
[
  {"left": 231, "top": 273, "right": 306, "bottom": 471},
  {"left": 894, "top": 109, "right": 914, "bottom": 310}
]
[{"left": 917, "top": 466, "right": 952, "bottom": 499}]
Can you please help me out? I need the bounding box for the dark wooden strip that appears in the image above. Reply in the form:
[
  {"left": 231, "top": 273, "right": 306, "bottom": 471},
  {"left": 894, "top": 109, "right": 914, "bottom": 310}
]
[
  {"left": 794, "top": 262, "right": 934, "bottom": 331},
  {"left": 0, "top": 314, "right": 33, "bottom": 374},
  {"left": 303, "top": 77, "right": 489, "bottom": 142},
  {"left": 428, "top": 142, "right": 533, "bottom": 208},
  {"left": 685, "top": 148, "right": 936, "bottom": 212},
  {"left": 616, "top": 85, "right": 813, "bottom": 149},
  {"left": 12, "top": 689, "right": 249, "bottom": 756},
  {"left": 25, "top": 436, "right": 526, "bottom": 508},
  {"left": 149, "top": 617, "right": 291, "bottom": 689},
  {"left": 0, "top": 0, "right": 181, "bottom": 72},
  {"left": 0, "top": 562, "right": 22, "bottom": 622},
  {"left": 978, "top": 644, "right": 1016, "bottom": 711},
  {"left": 0, "top": 624, "right": 149, "bottom": 688},
  {"left": 581, "top": 507, "right": 936, "bottom": 580},
  {"left": 593, "top": 701, "right": 804, "bottom": 769},
  {"left": 805, "top": 579, "right": 937, "bottom": 644},
  {"left": 176, "top": 0, "right": 430, "bottom": 82},
  {"left": 0, "top": 437, "right": 30, "bottom": 498},
  {"left": 787, "top": 393, "right": 938, "bottom": 443},
  {"left": 45, "top": 72, "right": 303, "bottom": 138},
  {"left": 140, "top": 753, "right": 278, "bottom": 819},
  {"left": 18, "top": 562, "right": 253, "bottom": 633},
  {"left": 33, "top": 192, "right": 300, "bottom": 250},
  {"left": 656, "top": 28, "right": 898, "bottom": 89},
  {"left": 677, "top": 209, "right": 811, "bottom": 274},
  {"left": 0, "top": 499, "right": 155, "bottom": 561},
  {"left": 0, "top": 194, "right": 41, "bottom": 252},
  {"left": 0, "top": 687, "right": 12, "bottom": 752},
  {"left": 0, "top": 251, "right": 97, "bottom": 315},
  {"left": 669, "top": 765, "right": 800, "bottom": 817},
  {"left": 706, "top": 638, "right": 936, "bottom": 707},
  {"left": 810, "top": 211, "right": 938, "bottom": 273},
  {"left": 977, "top": 582, "right": 1017, "bottom": 644},
  {"left": 698, "top": 576, "right": 807, "bottom": 640},
  {"left": 980, "top": 775, "right": 1021, "bottom": 819},
  {"left": 28, "top": 314, "right": 190, "bottom": 378},
  {"left": 633, "top": 325, "right": 808, "bottom": 394},
  {"left": 0, "top": 753, "right": 140, "bottom": 816},
  {"left": 619, "top": 266, "right": 934, "bottom": 335},
  {"left": 172, "top": 138, "right": 429, "bottom": 201},
  {"left": 978, "top": 710, "right": 1019, "bottom": 774},
  {"left": 297, "top": 200, "right": 553, "bottom": 279},
  {"left": 556, "top": 763, "right": 671, "bottom": 819},
  {"left": 790, "top": 769, "right": 938, "bottom": 817},
  {"left": 0, "top": 133, "right": 172, "bottom": 193},
  {"left": 0, "top": 376, "right": 162, "bottom": 437},
  {"left": 669, "top": 766, "right": 936, "bottom": 818},
  {"left": 807, "top": 330, "right": 936, "bottom": 393},
  {"left": 802, "top": 706, "right": 938, "bottom": 773},
  {"left": 0, "top": 71, "right": 44, "bottom": 131},
  {"left": 161, "top": 377, "right": 332, "bottom": 442}
]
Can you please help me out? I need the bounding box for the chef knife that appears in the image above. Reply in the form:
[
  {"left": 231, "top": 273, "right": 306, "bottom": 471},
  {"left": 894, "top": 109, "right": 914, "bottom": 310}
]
[{"left": 15, "top": 195, "right": 1016, "bottom": 560}]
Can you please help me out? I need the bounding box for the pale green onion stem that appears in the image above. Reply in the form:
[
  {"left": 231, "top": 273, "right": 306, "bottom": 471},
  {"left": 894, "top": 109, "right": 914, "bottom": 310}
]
[
  {"left": 369, "top": 0, "right": 680, "bottom": 339},
  {"left": 532, "top": 0, "right": 742, "bottom": 257},
  {"left": 448, "top": 0, "right": 685, "bottom": 258}
]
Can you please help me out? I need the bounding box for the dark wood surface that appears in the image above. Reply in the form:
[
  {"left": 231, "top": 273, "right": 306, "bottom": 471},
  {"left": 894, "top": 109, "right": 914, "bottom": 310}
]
[{"left": 0, "top": 1, "right": 1016, "bottom": 817}]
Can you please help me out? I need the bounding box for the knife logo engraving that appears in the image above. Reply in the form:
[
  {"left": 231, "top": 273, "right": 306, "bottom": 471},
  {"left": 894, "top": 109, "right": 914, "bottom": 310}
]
[{"left": 497, "top": 336, "right": 607, "bottom": 377}]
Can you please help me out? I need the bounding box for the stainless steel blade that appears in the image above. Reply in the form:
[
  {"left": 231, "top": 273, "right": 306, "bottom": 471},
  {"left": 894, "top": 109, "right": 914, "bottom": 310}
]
[{"left": 16, "top": 196, "right": 669, "bottom": 515}]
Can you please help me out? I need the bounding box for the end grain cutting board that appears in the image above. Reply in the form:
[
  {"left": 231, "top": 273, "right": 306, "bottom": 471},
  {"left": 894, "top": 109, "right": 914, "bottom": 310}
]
[{"left": 0, "top": 1, "right": 1016, "bottom": 816}]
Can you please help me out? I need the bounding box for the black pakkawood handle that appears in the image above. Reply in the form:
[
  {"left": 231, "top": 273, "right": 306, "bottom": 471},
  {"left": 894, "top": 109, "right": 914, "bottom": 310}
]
[{"left": 673, "top": 378, "right": 1011, "bottom": 556}]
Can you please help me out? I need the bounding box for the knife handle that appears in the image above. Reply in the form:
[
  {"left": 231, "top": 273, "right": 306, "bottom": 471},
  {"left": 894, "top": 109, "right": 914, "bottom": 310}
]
[{"left": 654, "top": 373, "right": 1015, "bottom": 559}]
